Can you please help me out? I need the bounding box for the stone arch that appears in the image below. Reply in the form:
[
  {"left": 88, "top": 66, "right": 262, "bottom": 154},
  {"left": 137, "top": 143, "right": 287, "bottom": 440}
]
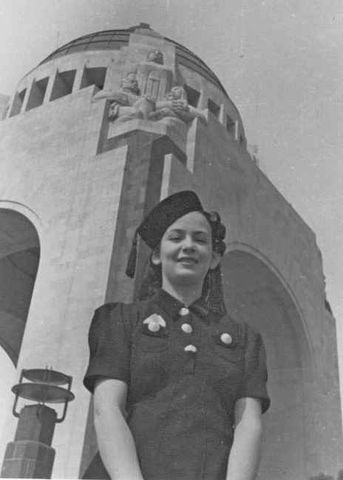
[
  {"left": 222, "top": 247, "right": 315, "bottom": 479},
  {"left": 0, "top": 208, "right": 40, "bottom": 365}
]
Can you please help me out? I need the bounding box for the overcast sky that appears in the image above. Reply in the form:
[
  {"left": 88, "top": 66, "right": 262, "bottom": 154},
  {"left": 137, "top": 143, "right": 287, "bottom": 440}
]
[{"left": 0, "top": 0, "right": 342, "bottom": 424}]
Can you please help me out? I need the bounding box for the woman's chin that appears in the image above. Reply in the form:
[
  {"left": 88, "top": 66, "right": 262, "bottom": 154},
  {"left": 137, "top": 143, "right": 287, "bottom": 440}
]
[{"left": 169, "top": 269, "right": 206, "bottom": 285}]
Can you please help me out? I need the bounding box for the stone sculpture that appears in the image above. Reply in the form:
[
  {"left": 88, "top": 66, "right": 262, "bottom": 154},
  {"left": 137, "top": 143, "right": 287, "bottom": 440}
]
[
  {"left": 93, "top": 72, "right": 154, "bottom": 122},
  {"left": 149, "top": 86, "right": 207, "bottom": 124},
  {"left": 136, "top": 49, "right": 173, "bottom": 102},
  {"left": 93, "top": 61, "right": 206, "bottom": 125}
]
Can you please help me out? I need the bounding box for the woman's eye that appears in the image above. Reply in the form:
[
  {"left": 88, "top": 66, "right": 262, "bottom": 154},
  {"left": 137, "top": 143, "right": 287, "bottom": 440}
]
[
  {"left": 194, "top": 236, "right": 209, "bottom": 244},
  {"left": 168, "top": 234, "right": 182, "bottom": 241}
]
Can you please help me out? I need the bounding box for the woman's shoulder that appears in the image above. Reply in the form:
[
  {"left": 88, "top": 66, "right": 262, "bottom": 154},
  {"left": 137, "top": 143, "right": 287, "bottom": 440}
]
[
  {"left": 221, "top": 313, "right": 265, "bottom": 349},
  {"left": 93, "top": 300, "right": 134, "bottom": 319},
  {"left": 87, "top": 301, "right": 142, "bottom": 345},
  {"left": 238, "top": 321, "right": 268, "bottom": 362},
  {"left": 92, "top": 298, "right": 152, "bottom": 326},
  {"left": 94, "top": 297, "right": 152, "bottom": 312}
]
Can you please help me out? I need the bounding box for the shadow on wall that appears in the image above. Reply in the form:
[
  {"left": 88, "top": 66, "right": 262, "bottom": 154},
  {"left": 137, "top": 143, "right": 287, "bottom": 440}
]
[
  {"left": 221, "top": 249, "right": 313, "bottom": 480},
  {"left": 0, "top": 209, "right": 40, "bottom": 366}
]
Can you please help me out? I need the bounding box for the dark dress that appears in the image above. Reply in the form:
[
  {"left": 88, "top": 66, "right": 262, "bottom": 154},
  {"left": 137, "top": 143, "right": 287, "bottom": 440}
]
[{"left": 84, "top": 289, "right": 270, "bottom": 480}]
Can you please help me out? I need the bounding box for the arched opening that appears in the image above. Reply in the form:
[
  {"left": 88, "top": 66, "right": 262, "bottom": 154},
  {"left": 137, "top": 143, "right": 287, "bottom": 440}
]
[
  {"left": 222, "top": 249, "right": 313, "bottom": 479},
  {"left": 0, "top": 209, "right": 40, "bottom": 365}
]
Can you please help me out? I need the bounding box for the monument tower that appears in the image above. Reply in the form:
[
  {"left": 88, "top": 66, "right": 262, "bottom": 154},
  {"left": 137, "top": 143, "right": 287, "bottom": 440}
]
[{"left": 0, "top": 23, "right": 341, "bottom": 478}]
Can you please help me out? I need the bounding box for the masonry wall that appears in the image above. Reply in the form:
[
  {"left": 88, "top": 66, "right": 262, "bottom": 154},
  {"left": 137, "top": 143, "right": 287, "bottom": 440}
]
[
  {"left": 162, "top": 112, "right": 342, "bottom": 476},
  {"left": 0, "top": 88, "right": 130, "bottom": 476}
]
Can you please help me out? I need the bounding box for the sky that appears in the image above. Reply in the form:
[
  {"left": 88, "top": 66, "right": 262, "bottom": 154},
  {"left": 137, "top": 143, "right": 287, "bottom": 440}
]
[{"left": 0, "top": 0, "right": 342, "bottom": 435}]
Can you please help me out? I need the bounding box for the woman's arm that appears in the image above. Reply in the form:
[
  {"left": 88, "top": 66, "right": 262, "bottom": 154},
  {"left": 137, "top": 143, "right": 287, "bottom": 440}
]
[
  {"left": 93, "top": 378, "right": 144, "bottom": 480},
  {"left": 226, "top": 397, "right": 263, "bottom": 480}
]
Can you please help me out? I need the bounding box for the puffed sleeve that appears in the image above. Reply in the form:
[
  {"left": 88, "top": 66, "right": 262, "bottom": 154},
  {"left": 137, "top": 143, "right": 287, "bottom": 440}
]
[
  {"left": 238, "top": 324, "right": 271, "bottom": 413},
  {"left": 83, "top": 302, "right": 136, "bottom": 393}
]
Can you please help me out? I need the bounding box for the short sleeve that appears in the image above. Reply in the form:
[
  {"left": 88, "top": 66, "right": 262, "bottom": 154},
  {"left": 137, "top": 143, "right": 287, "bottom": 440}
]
[
  {"left": 238, "top": 325, "right": 271, "bottom": 413},
  {"left": 83, "top": 302, "right": 135, "bottom": 393}
]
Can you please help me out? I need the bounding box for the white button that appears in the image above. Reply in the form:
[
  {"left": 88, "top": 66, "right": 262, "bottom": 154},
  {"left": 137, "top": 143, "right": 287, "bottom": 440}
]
[
  {"left": 220, "top": 333, "right": 233, "bottom": 345},
  {"left": 181, "top": 323, "right": 193, "bottom": 334},
  {"left": 184, "top": 344, "right": 197, "bottom": 353},
  {"left": 179, "top": 307, "right": 190, "bottom": 316}
]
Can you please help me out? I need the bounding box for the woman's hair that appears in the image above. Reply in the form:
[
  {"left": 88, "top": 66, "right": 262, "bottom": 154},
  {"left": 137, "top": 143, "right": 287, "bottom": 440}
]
[
  {"left": 202, "top": 211, "right": 226, "bottom": 256},
  {"left": 138, "top": 210, "right": 227, "bottom": 308}
]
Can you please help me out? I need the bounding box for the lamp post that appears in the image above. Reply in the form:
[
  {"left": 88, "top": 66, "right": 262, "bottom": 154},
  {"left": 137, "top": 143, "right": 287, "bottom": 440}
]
[{"left": 1, "top": 368, "right": 74, "bottom": 478}]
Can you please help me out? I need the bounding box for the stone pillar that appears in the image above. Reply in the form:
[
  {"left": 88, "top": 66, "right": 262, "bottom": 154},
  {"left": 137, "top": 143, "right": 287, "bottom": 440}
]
[
  {"left": 80, "top": 120, "right": 188, "bottom": 478},
  {"left": 1, "top": 405, "right": 56, "bottom": 478}
]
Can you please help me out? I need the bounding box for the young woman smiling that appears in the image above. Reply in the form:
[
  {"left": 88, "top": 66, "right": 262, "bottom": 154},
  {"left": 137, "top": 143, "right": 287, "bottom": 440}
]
[{"left": 84, "top": 191, "right": 270, "bottom": 480}]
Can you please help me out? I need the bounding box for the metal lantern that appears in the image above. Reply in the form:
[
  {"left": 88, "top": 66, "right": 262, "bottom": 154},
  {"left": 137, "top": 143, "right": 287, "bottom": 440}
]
[{"left": 12, "top": 368, "right": 74, "bottom": 422}]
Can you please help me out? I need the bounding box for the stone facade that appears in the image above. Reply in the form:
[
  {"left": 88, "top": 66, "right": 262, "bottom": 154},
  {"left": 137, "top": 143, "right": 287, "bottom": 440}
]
[{"left": 0, "top": 24, "right": 341, "bottom": 479}]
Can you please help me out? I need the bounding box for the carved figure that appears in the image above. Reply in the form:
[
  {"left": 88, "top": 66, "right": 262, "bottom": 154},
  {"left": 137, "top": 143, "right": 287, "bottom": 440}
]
[
  {"left": 146, "top": 49, "right": 164, "bottom": 65},
  {"left": 149, "top": 86, "right": 207, "bottom": 124},
  {"left": 137, "top": 49, "right": 173, "bottom": 101},
  {"left": 93, "top": 72, "right": 154, "bottom": 122},
  {"left": 93, "top": 72, "right": 206, "bottom": 126}
]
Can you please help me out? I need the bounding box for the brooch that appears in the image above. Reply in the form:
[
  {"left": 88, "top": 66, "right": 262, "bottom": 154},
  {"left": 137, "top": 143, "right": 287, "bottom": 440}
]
[{"left": 143, "top": 314, "right": 166, "bottom": 332}]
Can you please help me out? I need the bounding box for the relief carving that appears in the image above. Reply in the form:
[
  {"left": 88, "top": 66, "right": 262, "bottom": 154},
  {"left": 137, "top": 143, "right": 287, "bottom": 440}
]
[
  {"left": 149, "top": 86, "right": 207, "bottom": 124},
  {"left": 93, "top": 71, "right": 154, "bottom": 122},
  {"left": 93, "top": 50, "right": 206, "bottom": 126},
  {"left": 136, "top": 49, "right": 173, "bottom": 102}
]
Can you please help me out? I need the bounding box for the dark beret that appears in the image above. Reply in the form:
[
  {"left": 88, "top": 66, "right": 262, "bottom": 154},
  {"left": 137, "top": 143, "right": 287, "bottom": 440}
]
[{"left": 138, "top": 191, "right": 203, "bottom": 249}]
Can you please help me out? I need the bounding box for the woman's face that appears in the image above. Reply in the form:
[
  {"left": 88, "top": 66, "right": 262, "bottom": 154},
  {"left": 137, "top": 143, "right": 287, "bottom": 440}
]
[{"left": 152, "top": 211, "right": 220, "bottom": 288}]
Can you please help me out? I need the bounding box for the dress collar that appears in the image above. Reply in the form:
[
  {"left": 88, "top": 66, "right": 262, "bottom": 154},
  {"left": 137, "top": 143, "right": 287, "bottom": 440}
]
[{"left": 151, "top": 288, "right": 219, "bottom": 322}]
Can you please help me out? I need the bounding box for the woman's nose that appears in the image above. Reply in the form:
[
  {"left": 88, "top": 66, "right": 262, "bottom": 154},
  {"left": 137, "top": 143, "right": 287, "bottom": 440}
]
[{"left": 181, "top": 236, "right": 195, "bottom": 251}]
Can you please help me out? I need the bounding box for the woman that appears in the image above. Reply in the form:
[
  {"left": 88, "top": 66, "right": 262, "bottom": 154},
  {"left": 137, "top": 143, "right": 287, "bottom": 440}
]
[{"left": 84, "top": 190, "right": 270, "bottom": 480}]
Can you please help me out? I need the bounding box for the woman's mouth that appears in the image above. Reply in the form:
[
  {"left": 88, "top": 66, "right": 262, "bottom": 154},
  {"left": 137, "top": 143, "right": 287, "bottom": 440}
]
[{"left": 177, "top": 257, "right": 198, "bottom": 265}]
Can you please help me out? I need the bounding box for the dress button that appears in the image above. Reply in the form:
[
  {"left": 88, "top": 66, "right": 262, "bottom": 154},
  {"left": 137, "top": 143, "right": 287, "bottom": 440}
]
[
  {"left": 179, "top": 307, "right": 190, "bottom": 316},
  {"left": 220, "top": 333, "right": 233, "bottom": 345},
  {"left": 184, "top": 344, "right": 197, "bottom": 353},
  {"left": 181, "top": 323, "right": 193, "bottom": 334}
]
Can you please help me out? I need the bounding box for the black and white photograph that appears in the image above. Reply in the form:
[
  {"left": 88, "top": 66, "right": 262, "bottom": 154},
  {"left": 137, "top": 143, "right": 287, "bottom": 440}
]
[{"left": 0, "top": 1, "right": 342, "bottom": 479}]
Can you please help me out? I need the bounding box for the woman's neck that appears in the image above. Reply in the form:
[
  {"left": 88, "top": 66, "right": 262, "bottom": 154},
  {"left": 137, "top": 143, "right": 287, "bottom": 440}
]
[{"left": 162, "top": 280, "right": 202, "bottom": 307}]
